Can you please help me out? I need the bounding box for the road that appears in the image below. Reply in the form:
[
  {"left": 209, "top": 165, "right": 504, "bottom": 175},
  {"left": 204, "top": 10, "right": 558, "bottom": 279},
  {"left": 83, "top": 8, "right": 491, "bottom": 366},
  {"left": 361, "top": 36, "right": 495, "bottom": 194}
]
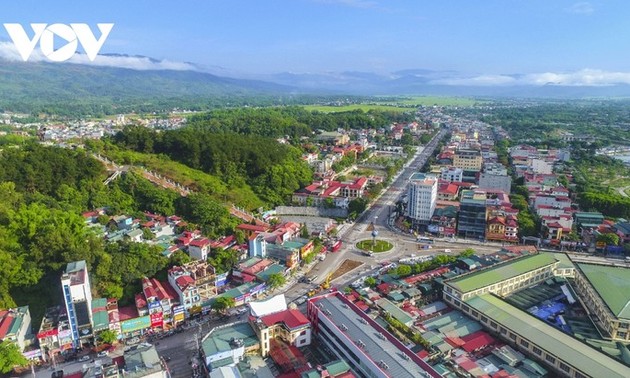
[{"left": 287, "top": 129, "right": 451, "bottom": 294}]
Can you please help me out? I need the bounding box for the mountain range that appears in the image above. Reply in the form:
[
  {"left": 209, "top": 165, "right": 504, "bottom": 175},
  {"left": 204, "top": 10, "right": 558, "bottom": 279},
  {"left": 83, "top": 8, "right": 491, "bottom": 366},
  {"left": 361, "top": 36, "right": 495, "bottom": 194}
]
[{"left": 2, "top": 54, "right": 630, "bottom": 114}]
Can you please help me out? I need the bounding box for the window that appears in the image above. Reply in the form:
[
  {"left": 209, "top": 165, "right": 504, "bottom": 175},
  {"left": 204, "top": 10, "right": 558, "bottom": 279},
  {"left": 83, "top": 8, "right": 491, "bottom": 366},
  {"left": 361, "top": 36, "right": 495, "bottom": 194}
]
[
  {"left": 545, "top": 355, "right": 555, "bottom": 364},
  {"left": 300, "top": 330, "right": 306, "bottom": 336},
  {"left": 509, "top": 333, "right": 516, "bottom": 341},
  {"left": 532, "top": 346, "right": 542, "bottom": 355},
  {"left": 499, "top": 327, "right": 507, "bottom": 335},
  {"left": 520, "top": 340, "right": 529, "bottom": 348},
  {"left": 559, "top": 362, "right": 570, "bottom": 373},
  {"left": 480, "top": 316, "right": 488, "bottom": 323},
  {"left": 575, "top": 372, "right": 588, "bottom": 378},
  {"left": 617, "top": 331, "right": 627, "bottom": 339},
  {"left": 490, "top": 321, "right": 498, "bottom": 329}
]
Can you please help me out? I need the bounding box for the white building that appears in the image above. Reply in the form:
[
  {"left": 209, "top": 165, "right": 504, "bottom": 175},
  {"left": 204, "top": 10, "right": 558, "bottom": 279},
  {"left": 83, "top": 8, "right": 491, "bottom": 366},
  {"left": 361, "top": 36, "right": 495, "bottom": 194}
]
[
  {"left": 440, "top": 166, "right": 463, "bottom": 182},
  {"left": 406, "top": 173, "right": 438, "bottom": 223},
  {"left": 531, "top": 158, "right": 553, "bottom": 174},
  {"left": 61, "top": 261, "right": 93, "bottom": 348},
  {"left": 188, "top": 238, "right": 211, "bottom": 261}
]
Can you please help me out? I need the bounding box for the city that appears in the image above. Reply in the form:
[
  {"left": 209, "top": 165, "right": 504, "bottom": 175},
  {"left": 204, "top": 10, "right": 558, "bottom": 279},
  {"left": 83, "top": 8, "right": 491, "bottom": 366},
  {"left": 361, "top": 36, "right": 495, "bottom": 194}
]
[{"left": 2, "top": 2, "right": 630, "bottom": 378}]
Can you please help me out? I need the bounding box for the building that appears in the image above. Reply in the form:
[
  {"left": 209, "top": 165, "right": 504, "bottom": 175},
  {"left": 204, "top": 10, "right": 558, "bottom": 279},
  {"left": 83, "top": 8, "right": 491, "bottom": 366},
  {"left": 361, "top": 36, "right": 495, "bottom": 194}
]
[
  {"left": 457, "top": 190, "right": 487, "bottom": 239},
  {"left": 201, "top": 322, "right": 260, "bottom": 371},
  {"left": 571, "top": 263, "right": 630, "bottom": 341},
  {"left": 406, "top": 173, "right": 438, "bottom": 224},
  {"left": 478, "top": 173, "right": 512, "bottom": 194},
  {"left": 439, "top": 167, "right": 463, "bottom": 182},
  {"left": 307, "top": 292, "right": 440, "bottom": 378},
  {"left": 441, "top": 253, "right": 630, "bottom": 377},
  {"left": 248, "top": 234, "right": 267, "bottom": 258},
  {"left": 454, "top": 294, "right": 630, "bottom": 378},
  {"left": 443, "top": 253, "right": 569, "bottom": 302},
  {"left": 453, "top": 149, "right": 482, "bottom": 171},
  {"left": 0, "top": 306, "right": 32, "bottom": 352},
  {"left": 122, "top": 344, "right": 169, "bottom": 377},
  {"left": 61, "top": 260, "right": 93, "bottom": 348},
  {"left": 189, "top": 237, "right": 212, "bottom": 261},
  {"left": 250, "top": 309, "right": 311, "bottom": 357},
  {"left": 37, "top": 306, "right": 73, "bottom": 361},
  {"left": 167, "top": 261, "right": 217, "bottom": 315}
]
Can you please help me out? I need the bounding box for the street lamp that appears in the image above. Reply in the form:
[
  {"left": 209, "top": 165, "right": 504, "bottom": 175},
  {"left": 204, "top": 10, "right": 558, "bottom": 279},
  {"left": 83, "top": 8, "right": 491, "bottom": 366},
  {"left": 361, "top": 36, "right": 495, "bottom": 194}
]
[{"left": 371, "top": 216, "right": 379, "bottom": 250}]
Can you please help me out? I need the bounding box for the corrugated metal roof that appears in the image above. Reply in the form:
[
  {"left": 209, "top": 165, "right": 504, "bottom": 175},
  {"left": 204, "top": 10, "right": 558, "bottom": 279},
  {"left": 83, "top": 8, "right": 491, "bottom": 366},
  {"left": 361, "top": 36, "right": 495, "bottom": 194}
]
[{"left": 466, "top": 294, "right": 630, "bottom": 378}]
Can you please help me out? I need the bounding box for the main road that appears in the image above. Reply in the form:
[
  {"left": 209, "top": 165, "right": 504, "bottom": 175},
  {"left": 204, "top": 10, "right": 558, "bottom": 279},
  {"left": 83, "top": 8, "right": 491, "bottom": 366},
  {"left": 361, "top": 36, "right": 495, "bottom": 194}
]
[{"left": 290, "top": 129, "right": 454, "bottom": 294}]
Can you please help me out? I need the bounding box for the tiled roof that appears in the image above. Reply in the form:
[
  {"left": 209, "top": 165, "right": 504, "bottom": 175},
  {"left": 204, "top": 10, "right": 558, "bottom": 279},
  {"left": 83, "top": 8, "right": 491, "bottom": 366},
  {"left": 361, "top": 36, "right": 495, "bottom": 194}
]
[{"left": 260, "top": 309, "right": 310, "bottom": 329}]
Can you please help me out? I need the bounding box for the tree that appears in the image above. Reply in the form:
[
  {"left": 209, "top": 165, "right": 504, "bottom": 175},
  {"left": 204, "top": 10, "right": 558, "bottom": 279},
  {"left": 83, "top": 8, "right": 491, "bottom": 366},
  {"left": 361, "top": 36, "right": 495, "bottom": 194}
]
[
  {"left": 98, "top": 329, "right": 118, "bottom": 345},
  {"left": 0, "top": 340, "right": 28, "bottom": 374},
  {"left": 395, "top": 265, "right": 412, "bottom": 277},
  {"left": 267, "top": 273, "right": 286, "bottom": 290},
  {"left": 459, "top": 248, "right": 475, "bottom": 258},
  {"left": 364, "top": 276, "right": 377, "bottom": 287},
  {"left": 348, "top": 198, "right": 368, "bottom": 215},
  {"left": 300, "top": 224, "right": 309, "bottom": 238},
  {"left": 597, "top": 233, "right": 620, "bottom": 246},
  {"left": 142, "top": 227, "right": 155, "bottom": 240},
  {"left": 213, "top": 296, "right": 235, "bottom": 314}
]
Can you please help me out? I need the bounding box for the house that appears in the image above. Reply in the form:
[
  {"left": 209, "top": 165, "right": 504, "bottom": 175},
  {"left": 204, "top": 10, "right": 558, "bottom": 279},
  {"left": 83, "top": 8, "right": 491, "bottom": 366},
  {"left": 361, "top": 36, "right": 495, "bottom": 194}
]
[
  {"left": 168, "top": 266, "right": 200, "bottom": 312},
  {"left": 251, "top": 309, "right": 311, "bottom": 357},
  {"left": 188, "top": 238, "right": 212, "bottom": 260},
  {"left": 125, "top": 228, "right": 144, "bottom": 243},
  {"left": 0, "top": 306, "right": 32, "bottom": 353}
]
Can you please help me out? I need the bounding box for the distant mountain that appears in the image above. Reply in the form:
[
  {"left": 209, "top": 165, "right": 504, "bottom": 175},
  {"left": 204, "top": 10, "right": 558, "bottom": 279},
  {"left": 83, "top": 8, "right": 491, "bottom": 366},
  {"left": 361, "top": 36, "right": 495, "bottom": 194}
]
[{"left": 0, "top": 59, "right": 296, "bottom": 114}]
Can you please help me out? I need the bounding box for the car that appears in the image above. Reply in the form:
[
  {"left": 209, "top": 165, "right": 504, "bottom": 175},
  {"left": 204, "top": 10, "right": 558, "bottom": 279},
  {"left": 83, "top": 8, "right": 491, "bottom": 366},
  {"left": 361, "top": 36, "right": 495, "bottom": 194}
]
[
  {"left": 51, "top": 370, "right": 64, "bottom": 378},
  {"left": 78, "top": 355, "right": 90, "bottom": 362},
  {"left": 444, "top": 249, "right": 452, "bottom": 253},
  {"left": 97, "top": 351, "right": 109, "bottom": 357},
  {"left": 295, "top": 296, "right": 307, "bottom": 305}
]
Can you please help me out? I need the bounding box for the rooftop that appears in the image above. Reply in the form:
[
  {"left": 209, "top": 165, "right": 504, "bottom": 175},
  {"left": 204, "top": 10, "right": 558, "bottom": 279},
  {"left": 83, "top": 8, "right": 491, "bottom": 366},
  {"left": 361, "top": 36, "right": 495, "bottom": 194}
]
[
  {"left": 260, "top": 309, "right": 310, "bottom": 329},
  {"left": 314, "top": 294, "right": 440, "bottom": 378},
  {"left": 202, "top": 322, "right": 259, "bottom": 357},
  {"left": 446, "top": 253, "right": 558, "bottom": 294},
  {"left": 577, "top": 263, "right": 630, "bottom": 320},
  {"left": 466, "top": 294, "right": 630, "bottom": 378}
]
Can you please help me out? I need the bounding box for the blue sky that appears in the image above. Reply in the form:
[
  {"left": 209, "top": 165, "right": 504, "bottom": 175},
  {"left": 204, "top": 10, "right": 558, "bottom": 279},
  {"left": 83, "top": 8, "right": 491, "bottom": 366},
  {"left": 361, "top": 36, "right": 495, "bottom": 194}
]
[{"left": 0, "top": 0, "right": 628, "bottom": 81}]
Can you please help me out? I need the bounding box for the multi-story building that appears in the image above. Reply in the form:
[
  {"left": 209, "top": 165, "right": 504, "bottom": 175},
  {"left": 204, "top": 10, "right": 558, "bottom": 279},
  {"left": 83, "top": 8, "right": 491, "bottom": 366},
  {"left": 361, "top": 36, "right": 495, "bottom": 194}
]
[
  {"left": 440, "top": 166, "right": 463, "bottom": 182},
  {"left": 442, "top": 253, "right": 630, "bottom": 378},
  {"left": 457, "top": 190, "right": 487, "bottom": 239},
  {"left": 307, "top": 292, "right": 441, "bottom": 378},
  {"left": 168, "top": 267, "right": 200, "bottom": 313},
  {"left": 571, "top": 263, "right": 630, "bottom": 341},
  {"left": 61, "top": 260, "right": 93, "bottom": 348},
  {"left": 188, "top": 237, "right": 211, "bottom": 261},
  {"left": 453, "top": 149, "right": 482, "bottom": 171},
  {"left": 248, "top": 297, "right": 311, "bottom": 357},
  {"left": 406, "top": 173, "right": 438, "bottom": 224},
  {"left": 141, "top": 277, "right": 177, "bottom": 327},
  {"left": 478, "top": 172, "right": 512, "bottom": 193},
  {"left": 37, "top": 306, "right": 73, "bottom": 361},
  {"left": 0, "top": 306, "right": 32, "bottom": 353}
]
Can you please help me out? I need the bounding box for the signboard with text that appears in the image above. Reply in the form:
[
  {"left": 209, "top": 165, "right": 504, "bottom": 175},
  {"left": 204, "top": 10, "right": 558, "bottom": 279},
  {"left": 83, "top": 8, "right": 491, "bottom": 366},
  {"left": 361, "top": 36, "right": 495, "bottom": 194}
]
[{"left": 121, "top": 315, "right": 150, "bottom": 333}]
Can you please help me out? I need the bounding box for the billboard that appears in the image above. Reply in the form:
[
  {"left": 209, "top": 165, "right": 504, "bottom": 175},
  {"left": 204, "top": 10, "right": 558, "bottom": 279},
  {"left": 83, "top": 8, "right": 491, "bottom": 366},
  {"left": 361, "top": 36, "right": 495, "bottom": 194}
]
[
  {"left": 148, "top": 301, "right": 161, "bottom": 310},
  {"left": 174, "top": 312, "right": 185, "bottom": 323},
  {"left": 121, "top": 316, "right": 150, "bottom": 333},
  {"left": 150, "top": 312, "right": 163, "bottom": 328}
]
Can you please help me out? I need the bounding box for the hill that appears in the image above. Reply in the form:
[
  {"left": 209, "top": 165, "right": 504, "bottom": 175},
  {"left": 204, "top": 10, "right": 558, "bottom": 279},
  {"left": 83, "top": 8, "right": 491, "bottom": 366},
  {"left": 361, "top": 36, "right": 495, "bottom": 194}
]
[{"left": 0, "top": 60, "right": 293, "bottom": 115}]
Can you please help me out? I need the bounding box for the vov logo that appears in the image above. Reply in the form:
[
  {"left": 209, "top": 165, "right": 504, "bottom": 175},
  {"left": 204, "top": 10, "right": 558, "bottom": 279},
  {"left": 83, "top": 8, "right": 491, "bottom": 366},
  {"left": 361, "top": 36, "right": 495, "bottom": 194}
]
[{"left": 3, "top": 23, "right": 114, "bottom": 62}]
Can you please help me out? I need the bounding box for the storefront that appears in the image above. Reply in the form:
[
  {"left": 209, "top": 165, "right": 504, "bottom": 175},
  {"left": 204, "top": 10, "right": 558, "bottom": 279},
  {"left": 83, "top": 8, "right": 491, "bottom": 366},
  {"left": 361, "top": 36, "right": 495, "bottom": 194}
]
[{"left": 120, "top": 316, "right": 150, "bottom": 339}]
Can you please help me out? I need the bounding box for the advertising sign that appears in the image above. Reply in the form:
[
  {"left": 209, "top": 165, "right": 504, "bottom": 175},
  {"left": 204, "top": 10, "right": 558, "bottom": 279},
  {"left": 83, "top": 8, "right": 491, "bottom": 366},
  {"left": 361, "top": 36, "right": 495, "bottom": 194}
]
[
  {"left": 121, "top": 316, "right": 150, "bottom": 333},
  {"left": 148, "top": 301, "right": 161, "bottom": 310},
  {"left": 150, "top": 312, "right": 163, "bottom": 328}
]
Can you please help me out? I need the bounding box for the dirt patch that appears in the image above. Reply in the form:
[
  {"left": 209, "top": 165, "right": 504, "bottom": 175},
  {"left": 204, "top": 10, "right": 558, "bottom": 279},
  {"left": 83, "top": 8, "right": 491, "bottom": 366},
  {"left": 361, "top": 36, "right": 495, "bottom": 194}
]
[{"left": 331, "top": 259, "right": 363, "bottom": 281}]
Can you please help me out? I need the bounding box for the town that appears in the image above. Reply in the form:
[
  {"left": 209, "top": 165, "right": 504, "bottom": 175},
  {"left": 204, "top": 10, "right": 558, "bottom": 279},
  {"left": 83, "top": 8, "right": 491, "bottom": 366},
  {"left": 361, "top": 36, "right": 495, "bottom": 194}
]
[{"left": 1, "top": 101, "right": 630, "bottom": 378}]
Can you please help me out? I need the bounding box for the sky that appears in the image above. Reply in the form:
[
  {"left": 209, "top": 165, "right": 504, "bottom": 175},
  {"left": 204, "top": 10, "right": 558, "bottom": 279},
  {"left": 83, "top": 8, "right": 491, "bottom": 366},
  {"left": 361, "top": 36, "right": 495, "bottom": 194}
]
[{"left": 1, "top": 0, "right": 630, "bottom": 85}]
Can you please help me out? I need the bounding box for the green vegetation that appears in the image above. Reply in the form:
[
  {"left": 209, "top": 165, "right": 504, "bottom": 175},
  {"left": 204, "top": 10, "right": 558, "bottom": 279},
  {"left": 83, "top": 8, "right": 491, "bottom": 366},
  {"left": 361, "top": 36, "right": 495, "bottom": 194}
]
[
  {"left": 302, "top": 104, "right": 411, "bottom": 113},
  {"left": 382, "top": 312, "right": 430, "bottom": 349},
  {"left": 388, "top": 96, "right": 482, "bottom": 107},
  {"left": 597, "top": 233, "right": 620, "bottom": 246},
  {"left": 98, "top": 329, "right": 118, "bottom": 345},
  {"left": 356, "top": 239, "right": 393, "bottom": 253},
  {"left": 0, "top": 340, "right": 29, "bottom": 374},
  {"left": 267, "top": 273, "right": 286, "bottom": 290},
  {"left": 364, "top": 276, "right": 377, "bottom": 288},
  {"left": 213, "top": 296, "right": 236, "bottom": 314}
]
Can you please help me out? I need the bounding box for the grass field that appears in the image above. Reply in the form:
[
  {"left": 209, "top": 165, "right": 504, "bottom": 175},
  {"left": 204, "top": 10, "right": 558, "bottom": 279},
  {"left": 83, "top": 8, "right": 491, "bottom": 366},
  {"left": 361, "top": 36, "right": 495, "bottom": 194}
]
[
  {"left": 302, "top": 104, "right": 413, "bottom": 113},
  {"left": 356, "top": 239, "right": 394, "bottom": 253},
  {"left": 384, "top": 96, "right": 484, "bottom": 107}
]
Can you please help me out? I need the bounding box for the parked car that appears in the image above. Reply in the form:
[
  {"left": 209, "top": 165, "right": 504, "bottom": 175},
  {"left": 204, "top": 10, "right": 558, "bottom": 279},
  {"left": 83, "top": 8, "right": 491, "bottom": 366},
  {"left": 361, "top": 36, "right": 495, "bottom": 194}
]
[
  {"left": 295, "top": 296, "right": 307, "bottom": 305},
  {"left": 78, "top": 355, "right": 90, "bottom": 362},
  {"left": 444, "top": 249, "right": 452, "bottom": 253},
  {"left": 97, "top": 351, "right": 109, "bottom": 357}
]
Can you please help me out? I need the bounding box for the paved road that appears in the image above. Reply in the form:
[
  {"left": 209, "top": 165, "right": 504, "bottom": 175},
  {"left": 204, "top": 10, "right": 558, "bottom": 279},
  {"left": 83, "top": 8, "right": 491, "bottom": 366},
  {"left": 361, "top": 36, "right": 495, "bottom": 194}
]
[{"left": 285, "top": 130, "right": 452, "bottom": 295}]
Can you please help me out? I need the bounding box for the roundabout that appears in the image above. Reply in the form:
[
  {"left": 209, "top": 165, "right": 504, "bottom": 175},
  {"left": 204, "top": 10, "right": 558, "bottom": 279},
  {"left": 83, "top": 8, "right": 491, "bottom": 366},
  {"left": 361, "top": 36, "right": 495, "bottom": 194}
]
[{"left": 356, "top": 239, "right": 394, "bottom": 253}]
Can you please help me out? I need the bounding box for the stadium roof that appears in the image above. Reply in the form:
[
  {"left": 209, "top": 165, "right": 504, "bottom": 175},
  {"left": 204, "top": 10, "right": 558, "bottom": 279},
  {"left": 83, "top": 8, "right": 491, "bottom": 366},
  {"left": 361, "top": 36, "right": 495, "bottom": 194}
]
[
  {"left": 446, "top": 253, "right": 558, "bottom": 293},
  {"left": 577, "top": 263, "right": 630, "bottom": 320},
  {"left": 466, "top": 294, "right": 630, "bottom": 378},
  {"left": 316, "top": 294, "right": 440, "bottom": 378}
]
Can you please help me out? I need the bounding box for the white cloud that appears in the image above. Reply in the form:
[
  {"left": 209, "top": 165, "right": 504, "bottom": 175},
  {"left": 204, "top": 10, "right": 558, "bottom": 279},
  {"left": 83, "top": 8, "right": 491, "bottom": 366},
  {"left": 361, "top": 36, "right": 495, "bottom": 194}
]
[
  {"left": 433, "top": 69, "right": 630, "bottom": 87},
  {"left": 0, "top": 41, "right": 199, "bottom": 71},
  {"left": 566, "top": 2, "right": 594, "bottom": 15},
  {"left": 431, "top": 75, "right": 517, "bottom": 86}
]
